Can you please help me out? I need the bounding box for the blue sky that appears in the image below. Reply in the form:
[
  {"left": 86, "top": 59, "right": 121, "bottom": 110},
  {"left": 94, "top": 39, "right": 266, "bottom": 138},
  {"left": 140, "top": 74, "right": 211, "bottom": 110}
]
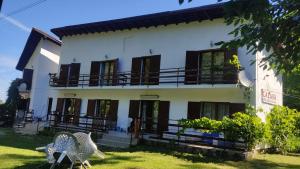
[{"left": 0, "top": 0, "right": 218, "bottom": 101}]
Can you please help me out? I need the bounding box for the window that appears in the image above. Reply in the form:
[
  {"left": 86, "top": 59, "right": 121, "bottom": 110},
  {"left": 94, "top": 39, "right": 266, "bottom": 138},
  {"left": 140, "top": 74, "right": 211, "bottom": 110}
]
[
  {"left": 128, "top": 100, "right": 170, "bottom": 134},
  {"left": 89, "top": 59, "right": 118, "bottom": 86},
  {"left": 131, "top": 55, "right": 161, "bottom": 85},
  {"left": 87, "top": 99, "right": 118, "bottom": 121},
  {"left": 55, "top": 98, "right": 81, "bottom": 125},
  {"left": 185, "top": 49, "right": 237, "bottom": 84},
  {"left": 96, "top": 100, "right": 111, "bottom": 118},
  {"left": 187, "top": 102, "right": 243, "bottom": 120}
]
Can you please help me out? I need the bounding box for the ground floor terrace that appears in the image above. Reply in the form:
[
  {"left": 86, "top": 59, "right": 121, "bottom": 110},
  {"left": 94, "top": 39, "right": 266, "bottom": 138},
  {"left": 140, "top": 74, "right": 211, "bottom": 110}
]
[{"left": 45, "top": 87, "right": 248, "bottom": 150}]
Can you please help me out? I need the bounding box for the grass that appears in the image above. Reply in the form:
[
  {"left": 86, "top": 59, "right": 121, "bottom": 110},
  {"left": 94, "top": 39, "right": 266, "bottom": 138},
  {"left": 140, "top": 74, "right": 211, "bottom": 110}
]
[{"left": 0, "top": 128, "right": 300, "bottom": 169}]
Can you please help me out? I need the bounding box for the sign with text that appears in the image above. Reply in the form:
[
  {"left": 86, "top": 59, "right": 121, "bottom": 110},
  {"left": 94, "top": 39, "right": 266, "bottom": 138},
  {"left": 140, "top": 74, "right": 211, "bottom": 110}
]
[{"left": 261, "top": 89, "right": 277, "bottom": 105}]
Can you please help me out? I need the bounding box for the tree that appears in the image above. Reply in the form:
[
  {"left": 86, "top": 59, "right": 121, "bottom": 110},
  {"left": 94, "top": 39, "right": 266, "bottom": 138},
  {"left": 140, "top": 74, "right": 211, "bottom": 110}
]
[
  {"left": 180, "top": 0, "right": 300, "bottom": 73},
  {"left": 0, "top": 0, "right": 3, "bottom": 12},
  {"left": 5, "top": 78, "right": 23, "bottom": 118},
  {"left": 284, "top": 66, "right": 300, "bottom": 110}
]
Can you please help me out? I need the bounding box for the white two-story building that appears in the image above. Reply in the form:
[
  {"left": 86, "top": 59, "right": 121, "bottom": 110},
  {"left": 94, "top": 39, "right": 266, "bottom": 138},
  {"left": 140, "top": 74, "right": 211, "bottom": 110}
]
[
  {"left": 16, "top": 28, "right": 61, "bottom": 119},
  {"left": 17, "top": 3, "right": 282, "bottom": 137}
]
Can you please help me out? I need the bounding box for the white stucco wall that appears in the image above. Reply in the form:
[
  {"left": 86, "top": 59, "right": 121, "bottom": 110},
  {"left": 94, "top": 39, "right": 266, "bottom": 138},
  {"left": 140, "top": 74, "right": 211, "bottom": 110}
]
[
  {"left": 254, "top": 50, "right": 283, "bottom": 121},
  {"left": 59, "top": 19, "right": 255, "bottom": 78},
  {"left": 49, "top": 18, "right": 282, "bottom": 126},
  {"left": 25, "top": 39, "right": 61, "bottom": 118}
]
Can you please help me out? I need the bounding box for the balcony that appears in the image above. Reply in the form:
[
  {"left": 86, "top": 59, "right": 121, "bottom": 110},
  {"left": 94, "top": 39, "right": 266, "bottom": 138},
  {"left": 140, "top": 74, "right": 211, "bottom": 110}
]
[{"left": 49, "top": 67, "right": 239, "bottom": 88}]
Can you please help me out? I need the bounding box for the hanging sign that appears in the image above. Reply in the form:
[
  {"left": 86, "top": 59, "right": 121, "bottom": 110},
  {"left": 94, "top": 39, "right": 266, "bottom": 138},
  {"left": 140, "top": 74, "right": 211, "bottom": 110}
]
[{"left": 261, "top": 89, "right": 277, "bottom": 105}]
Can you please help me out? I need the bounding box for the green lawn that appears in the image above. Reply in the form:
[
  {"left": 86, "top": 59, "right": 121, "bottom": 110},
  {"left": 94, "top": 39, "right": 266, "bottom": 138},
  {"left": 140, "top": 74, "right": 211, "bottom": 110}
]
[{"left": 0, "top": 128, "right": 300, "bottom": 169}]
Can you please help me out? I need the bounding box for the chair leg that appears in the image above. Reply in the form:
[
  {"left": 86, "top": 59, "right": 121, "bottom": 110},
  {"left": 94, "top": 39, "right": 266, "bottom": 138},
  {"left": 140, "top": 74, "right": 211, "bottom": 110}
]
[
  {"left": 50, "top": 161, "right": 57, "bottom": 169},
  {"left": 57, "top": 151, "right": 67, "bottom": 163},
  {"left": 70, "top": 162, "right": 74, "bottom": 169},
  {"left": 82, "top": 163, "right": 87, "bottom": 169},
  {"left": 84, "top": 160, "right": 92, "bottom": 168}
]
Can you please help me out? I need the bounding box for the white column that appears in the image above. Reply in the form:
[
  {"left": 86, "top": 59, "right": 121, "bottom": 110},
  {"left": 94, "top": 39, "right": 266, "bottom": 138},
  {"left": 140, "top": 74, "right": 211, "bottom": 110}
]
[
  {"left": 51, "top": 97, "right": 58, "bottom": 112},
  {"left": 80, "top": 98, "right": 88, "bottom": 116},
  {"left": 117, "top": 99, "right": 130, "bottom": 131}
]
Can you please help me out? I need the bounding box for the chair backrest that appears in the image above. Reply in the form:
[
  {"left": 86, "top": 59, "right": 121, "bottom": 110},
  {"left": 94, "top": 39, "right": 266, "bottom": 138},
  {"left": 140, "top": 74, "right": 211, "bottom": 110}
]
[
  {"left": 52, "top": 132, "right": 79, "bottom": 162},
  {"left": 73, "top": 132, "right": 99, "bottom": 161}
]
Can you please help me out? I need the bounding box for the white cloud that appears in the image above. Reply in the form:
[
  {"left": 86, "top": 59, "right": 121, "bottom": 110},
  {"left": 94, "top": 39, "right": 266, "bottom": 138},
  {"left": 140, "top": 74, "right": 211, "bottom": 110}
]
[{"left": 0, "top": 13, "right": 30, "bottom": 32}]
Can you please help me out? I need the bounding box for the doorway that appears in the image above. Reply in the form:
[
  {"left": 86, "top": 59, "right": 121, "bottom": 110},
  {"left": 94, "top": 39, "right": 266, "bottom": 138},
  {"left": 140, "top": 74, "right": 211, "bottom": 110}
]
[
  {"left": 140, "top": 100, "right": 159, "bottom": 133},
  {"left": 129, "top": 100, "right": 170, "bottom": 134}
]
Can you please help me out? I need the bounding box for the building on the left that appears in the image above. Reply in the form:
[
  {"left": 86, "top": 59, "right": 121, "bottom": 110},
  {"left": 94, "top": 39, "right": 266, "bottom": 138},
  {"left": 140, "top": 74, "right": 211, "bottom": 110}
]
[{"left": 16, "top": 28, "right": 61, "bottom": 120}]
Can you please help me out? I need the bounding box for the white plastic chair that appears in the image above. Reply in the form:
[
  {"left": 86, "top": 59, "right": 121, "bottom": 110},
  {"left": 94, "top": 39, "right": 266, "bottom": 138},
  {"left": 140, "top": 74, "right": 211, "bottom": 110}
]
[
  {"left": 73, "top": 132, "right": 105, "bottom": 168},
  {"left": 36, "top": 132, "right": 81, "bottom": 169},
  {"left": 36, "top": 132, "right": 105, "bottom": 169}
]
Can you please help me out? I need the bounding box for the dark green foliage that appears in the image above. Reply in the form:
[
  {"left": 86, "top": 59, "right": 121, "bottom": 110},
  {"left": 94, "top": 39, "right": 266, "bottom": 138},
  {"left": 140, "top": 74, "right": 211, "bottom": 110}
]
[
  {"left": 5, "top": 78, "right": 23, "bottom": 115},
  {"left": 283, "top": 67, "right": 300, "bottom": 110},
  {"left": 178, "top": 0, "right": 192, "bottom": 5}
]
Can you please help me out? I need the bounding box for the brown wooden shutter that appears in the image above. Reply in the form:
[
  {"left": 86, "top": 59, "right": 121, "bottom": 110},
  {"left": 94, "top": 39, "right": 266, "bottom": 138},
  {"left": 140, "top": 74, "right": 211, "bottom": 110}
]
[
  {"left": 73, "top": 99, "right": 81, "bottom": 125},
  {"left": 56, "top": 98, "right": 64, "bottom": 113},
  {"left": 109, "top": 100, "right": 119, "bottom": 121},
  {"left": 87, "top": 100, "right": 96, "bottom": 116},
  {"left": 55, "top": 98, "right": 65, "bottom": 124},
  {"left": 185, "top": 51, "right": 199, "bottom": 84},
  {"left": 89, "top": 62, "right": 100, "bottom": 86},
  {"left": 187, "top": 102, "right": 200, "bottom": 119},
  {"left": 59, "top": 64, "right": 69, "bottom": 86},
  {"left": 129, "top": 100, "right": 140, "bottom": 118},
  {"left": 157, "top": 101, "right": 170, "bottom": 134},
  {"left": 47, "top": 98, "right": 53, "bottom": 115},
  {"left": 69, "top": 63, "right": 81, "bottom": 86},
  {"left": 131, "top": 57, "right": 142, "bottom": 85},
  {"left": 23, "top": 69, "right": 33, "bottom": 90},
  {"left": 149, "top": 55, "right": 161, "bottom": 85},
  {"left": 224, "top": 49, "right": 238, "bottom": 84},
  {"left": 229, "top": 103, "right": 245, "bottom": 116},
  {"left": 112, "top": 59, "right": 119, "bottom": 86}
]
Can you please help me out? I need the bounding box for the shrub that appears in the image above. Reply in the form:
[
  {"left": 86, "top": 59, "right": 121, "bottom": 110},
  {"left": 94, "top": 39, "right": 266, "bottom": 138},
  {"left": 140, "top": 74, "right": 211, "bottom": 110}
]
[
  {"left": 295, "top": 113, "right": 300, "bottom": 137},
  {"left": 286, "top": 136, "right": 300, "bottom": 153},
  {"left": 179, "top": 117, "right": 222, "bottom": 133},
  {"left": 222, "top": 112, "right": 265, "bottom": 150},
  {"left": 178, "top": 112, "right": 264, "bottom": 151},
  {"left": 266, "top": 106, "right": 298, "bottom": 154}
]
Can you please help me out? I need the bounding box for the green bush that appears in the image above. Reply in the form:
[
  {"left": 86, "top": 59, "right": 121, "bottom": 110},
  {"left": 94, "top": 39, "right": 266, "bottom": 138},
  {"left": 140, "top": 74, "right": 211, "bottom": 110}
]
[
  {"left": 178, "top": 112, "right": 264, "bottom": 150},
  {"left": 286, "top": 136, "right": 300, "bottom": 153},
  {"left": 266, "top": 106, "right": 298, "bottom": 154},
  {"left": 295, "top": 113, "right": 300, "bottom": 137},
  {"left": 179, "top": 117, "right": 222, "bottom": 133},
  {"left": 222, "top": 112, "right": 265, "bottom": 150}
]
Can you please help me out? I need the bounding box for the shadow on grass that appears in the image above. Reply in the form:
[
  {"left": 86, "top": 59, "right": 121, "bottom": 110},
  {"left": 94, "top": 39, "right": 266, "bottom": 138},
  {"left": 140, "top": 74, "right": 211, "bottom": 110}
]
[
  {"left": 99, "top": 145, "right": 300, "bottom": 169},
  {"left": 90, "top": 152, "right": 144, "bottom": 166},
  {"left": 0, "top": 128, "right": 52, "bottom": 150},
  {"left": 100, "top": 145, "right": 226, "bottom": 163}
]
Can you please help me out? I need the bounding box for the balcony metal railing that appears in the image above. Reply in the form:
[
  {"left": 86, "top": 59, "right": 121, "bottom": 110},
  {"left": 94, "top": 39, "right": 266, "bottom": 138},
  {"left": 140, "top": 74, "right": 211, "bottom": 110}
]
[
  {"left": 47, "top": 114, "right": 246, "bottom": 151},
  {"left": 47, "top": 112, "right": 117, "bottom": 132},
  {"left": 49, "top": 67, "right": 239, "bottom": 88}
]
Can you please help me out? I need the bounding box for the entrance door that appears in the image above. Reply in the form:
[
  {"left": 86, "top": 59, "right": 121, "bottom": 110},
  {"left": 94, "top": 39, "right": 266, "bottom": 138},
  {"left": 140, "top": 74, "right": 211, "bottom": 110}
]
[
  {"left": 63, "top": 98, "right": 81, "bottom": 126},
  {"left": 128, "top": 100, "right": 169, "bottom": 134},
  {"left": 140, "top": 100, "right": 159, "bottom": 133},
  {"left": 88, "top": 99, "right": 118, "bottom": 130}
]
